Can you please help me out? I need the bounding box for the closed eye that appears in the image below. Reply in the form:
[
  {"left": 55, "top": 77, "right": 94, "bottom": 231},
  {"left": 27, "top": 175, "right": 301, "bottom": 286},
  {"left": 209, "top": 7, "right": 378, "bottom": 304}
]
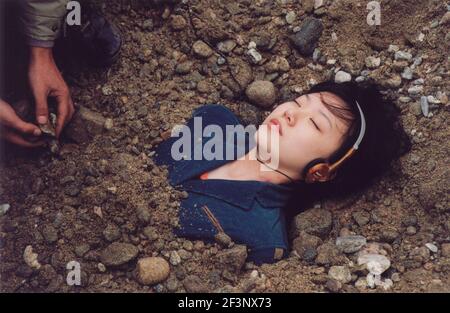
[{"left": 310, "top": 118, "right": 320, "bottom": 131}]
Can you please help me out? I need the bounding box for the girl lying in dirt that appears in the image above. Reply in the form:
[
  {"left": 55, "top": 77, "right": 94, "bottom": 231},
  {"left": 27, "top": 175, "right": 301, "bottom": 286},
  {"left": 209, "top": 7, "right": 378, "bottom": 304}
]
[{"left": 154, "top": 81, "right": 410, "bottom": 265}]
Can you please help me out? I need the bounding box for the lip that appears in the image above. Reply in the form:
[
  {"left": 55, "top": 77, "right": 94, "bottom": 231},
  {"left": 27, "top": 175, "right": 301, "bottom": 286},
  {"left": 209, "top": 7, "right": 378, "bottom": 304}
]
[{"left": 268, "top": 118, "right": 282, "bottom": 135}]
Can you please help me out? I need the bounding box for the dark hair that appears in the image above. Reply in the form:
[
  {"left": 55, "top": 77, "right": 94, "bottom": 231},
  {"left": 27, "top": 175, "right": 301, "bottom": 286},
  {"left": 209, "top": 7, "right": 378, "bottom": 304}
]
[{"left": 287, "top": 80, "right": 411, "bottom": 213}]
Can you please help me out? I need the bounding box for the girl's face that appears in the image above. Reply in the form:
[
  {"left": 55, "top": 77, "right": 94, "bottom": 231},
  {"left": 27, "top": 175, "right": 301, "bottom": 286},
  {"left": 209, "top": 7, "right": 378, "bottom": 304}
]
[{"left": 256, "top": 92, "right": 351, "bottom": 180}]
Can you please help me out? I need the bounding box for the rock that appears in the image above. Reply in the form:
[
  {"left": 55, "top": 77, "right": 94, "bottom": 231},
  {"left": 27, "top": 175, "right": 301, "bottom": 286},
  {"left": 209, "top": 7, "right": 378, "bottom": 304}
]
[
  {"left": 136, "top": 205, "right": 151, "bottom": 224},
  {"left": 289, "top": 17, "right": 324, "bottom": 56},
  {"left": 420, "top": 96, "right": 429, "bottom": 117},
  {"left": 215, "top": 245, "right": 247, "bottom": 272},
  {"left": 314, "top": 0, "right": 325, "bottom": 9},
  {"left": 193, "top": 40, "right": 213, "bottom": 58},
  {"left": 229, "top": 58, "right": 253, "bottom": 90},
  {"left": 425, "top": 243, "right": 438, "bottom": 253},
  {"left": 245, "top": 80, "right": 277, "bottom": 109},
  {"left": 247, "top": 48, "right": 262, "bottom": 64},
  {"left": 408, "top": 85, "right": 423, "bottom": 96},
  {"left": 74, "top": 244, "right": 90, "bottom": 257},
  {"left": 166, "top": 276, "right": 179, "bottom": 291},
  {"left": 265, "top": 56, "right": 290, "bottom": 73},
  {"left": 214, "top": 232, "right": 233, "bottom": 248},
  {"left": 352, "top": 210, "right": 370, "bottom": 227},
  {"left": 102, "top": 85, "right": 113, "bottom": 96},
  {"left": 292, "top": 232, "right": 322, "bottom": 261},
  {"left": 170, "top": 15, "right": 187, "bottom": 31},
  {"left": 335, "top": 71, "right": 352, "bottom": 83},
  {"left": 42, "top": 225, "right": 58, "bottom": 244},
  {"left": 406, "top": 226, "right": 417, "bottom": 235},
  {"left": 409, "top": 247, "right": 430, "bottom": 267},
  {"left": 251, "top": 33, "right": 277, "bottom": 52},
  {"left": 439, "top": 12, "right": 450, "bottom": 26},
  {"left": 357, "top": 253, "right": 391, "bottom": 275},
  {"left": 143, "top": 226, "right": 159, "bottom": 241},
  {"left": 401, "top": 67, "right": 414, "bottom": 80},
  {"left": 175, "top": 61, "right": 193, "bottom": 74},
  {"left": 328, "top": 266, "right": 352, "bottom": 284},
  {"left": 402, "top": 215, "right": 418, "bottom": 227},
  {"left": 315, "top": 243, "right": 346, "bottom": 265},
  {"left": 441, "top": 243, "right": 450, "bottom": 257},
  {"left": 217, "top": 40, "right": 236, "bottom": 54},
  {"left": 326, "top": 279, "right": 342, "bottom": 292},
  {"left": 103, "top": 224, "right": 121, "bottom": 242},
  {"left": 169, "top": 251, "right": 182, "bottom": 266},
  {"left": 395, "top": 51, "right": 413, "bottom": 61},
  {"left": 388, "top": 44, "right": 399, "bottom": 53},
  {"left": 104, "top": 118, "right": 113, "bottom": 131},
  {"left": 336, "top": 235, "right": 367, "bottom": 253},
  {"left": 293, "top": 208, "right": 332, "bottom": 238},
  {"left": 23, "top": 245, "right": 41, "bottom": 269},
  {"left": 142, "top": 19, "right": 153, "bottom": 31},
  {"left": 135, "top": 257, "right": 170, "bottom": 285},
  {"left": 183, "top": 275, "right": 209, "bottom": 293},
  {"left": 285, "top": 11, "right": 296, "bottom": 24},
  {"left": 365, "top": 56, "right": 381, "bottom": 69},
  {"left": 97, "top": 263, "right": 106, "bottom": 272},
  {"left": 380, "top": 228, "right": 399, "bottom": 243},
  {"left": 382, "top": 75, "right": 402, "bottom": 88},
  {"left": 0, "top": 203, "right": 10, "bottom": 216},
  {"left": 302, "top": 0, "right": 315, "bottom": 13},
  {"left": 354, "top": 277, "right": 367, "bottom": 289},
  {"left": 100, "top": 242, "right": 139, "bottom": 266},
  {"left": 65, "top": 106, "right": 106, "bottom": 143}
]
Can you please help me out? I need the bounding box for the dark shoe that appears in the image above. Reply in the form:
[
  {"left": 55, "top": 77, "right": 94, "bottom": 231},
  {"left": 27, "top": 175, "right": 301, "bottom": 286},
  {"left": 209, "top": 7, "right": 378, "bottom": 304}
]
[{"left": 67, "top": 8, "right": 122, "bottom": 68}]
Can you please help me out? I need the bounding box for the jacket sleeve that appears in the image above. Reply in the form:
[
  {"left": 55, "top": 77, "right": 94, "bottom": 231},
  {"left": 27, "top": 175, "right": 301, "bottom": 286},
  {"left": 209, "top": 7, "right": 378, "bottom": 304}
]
[{"left": 20, "top": 0, "right": 69, "bottom": 47}]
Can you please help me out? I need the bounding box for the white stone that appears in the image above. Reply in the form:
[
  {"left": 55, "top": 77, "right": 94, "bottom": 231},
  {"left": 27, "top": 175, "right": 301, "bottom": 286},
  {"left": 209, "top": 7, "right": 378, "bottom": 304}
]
[
  {"left": 401, "top": 67, "right": 414, "bottom": 80},
  {"left": 169, "top": 251, "right": 181, "bottom": 265},
  {"left": 247, "top": 48, "right": 262, "bottom": 64},
  {"left": 365, "top": 56, "right": 381, "bottom": 69},
  {"left": 425, "top": 243, "right": 438, "bottom": 253},
  {"left": 420, "top": 96, "right": 429, "bottom": 117},
  {"left": 357, "top": 253, "right": 391, "bottom": 275},
  {"left": 395, "top": 51, "right": 413, "bottom": 61},
  {"left": 314, "top": 0, "right": 325, "bottom": 9},
  {"left": 335, "top": 71, "right": 352, "bottom": 83},
  {"left": 0, "top": 203, "right": 10, "bottom": 216},
  {"left": 388, "top": 45, "right": 399, "bottom": 53},
  {"left": 23, "top": 245, "right": 41, "bottom": 269},
  {"left": 408, "top": 85, "right": 424, "bottom": 96},
  {"left": 328, "top": 266, "right": 352, "bottom": 284}
]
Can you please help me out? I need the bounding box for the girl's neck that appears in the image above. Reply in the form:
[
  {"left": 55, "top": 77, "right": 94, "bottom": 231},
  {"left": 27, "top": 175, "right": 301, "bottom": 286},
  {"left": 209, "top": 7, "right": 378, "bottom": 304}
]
[{"left": 208, "top": 148, "right": 290, "bottom": 184}]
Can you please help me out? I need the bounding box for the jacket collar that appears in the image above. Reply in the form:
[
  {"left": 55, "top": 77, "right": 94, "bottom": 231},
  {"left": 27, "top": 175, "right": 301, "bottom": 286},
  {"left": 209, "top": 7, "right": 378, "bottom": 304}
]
[{"left": 180, "top": 179, "right": 293, "bottom": 211}]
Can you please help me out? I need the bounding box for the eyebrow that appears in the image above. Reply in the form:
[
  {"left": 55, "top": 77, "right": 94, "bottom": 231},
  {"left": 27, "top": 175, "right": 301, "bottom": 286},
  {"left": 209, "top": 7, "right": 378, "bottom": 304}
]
[{"left": 305, "top": 94, "right": 333, "bottom": 130}]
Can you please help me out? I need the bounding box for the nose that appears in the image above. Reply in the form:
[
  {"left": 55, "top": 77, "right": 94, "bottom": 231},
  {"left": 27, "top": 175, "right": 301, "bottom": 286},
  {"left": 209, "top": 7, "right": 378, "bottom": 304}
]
[{"left": 283, "top": 108, "right": 296, "bottom": 127}]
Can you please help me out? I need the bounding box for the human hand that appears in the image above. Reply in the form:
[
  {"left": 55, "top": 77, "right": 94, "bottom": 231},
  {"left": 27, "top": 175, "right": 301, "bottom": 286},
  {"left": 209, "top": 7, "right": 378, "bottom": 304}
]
[
  {"left": 0, "top": 99, "right": 44, "bottom": 147},
  {"left": 28, "top": 47, "right": 74, "bottom": 138}
]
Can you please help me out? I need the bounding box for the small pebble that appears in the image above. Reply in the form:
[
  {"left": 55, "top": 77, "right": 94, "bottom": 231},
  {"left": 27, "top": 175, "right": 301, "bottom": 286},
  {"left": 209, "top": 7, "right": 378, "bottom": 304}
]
[
  {"left": 420, "top": 96, "right": 429, "bottom": 117},
  {"left": 425, "top": 243, "right": 438, "bottom": 253},
  {"left": 0, "top": 203, "right": 10, "bottom": 216}
]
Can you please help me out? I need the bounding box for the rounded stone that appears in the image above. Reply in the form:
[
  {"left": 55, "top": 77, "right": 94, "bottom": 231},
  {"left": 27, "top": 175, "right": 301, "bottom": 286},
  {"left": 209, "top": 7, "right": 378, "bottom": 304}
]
[
  {"left": 245, "top": 80, "right": 277, "bottom": 108},
  {"left": 136, "top": 257, "right": 170, "bottom": 285}
]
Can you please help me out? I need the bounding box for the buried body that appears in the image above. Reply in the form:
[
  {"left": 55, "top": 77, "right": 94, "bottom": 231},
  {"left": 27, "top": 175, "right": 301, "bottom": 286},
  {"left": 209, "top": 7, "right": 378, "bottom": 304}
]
[{"left": 153, "top": 80, "right": 410, "bottom": 265}]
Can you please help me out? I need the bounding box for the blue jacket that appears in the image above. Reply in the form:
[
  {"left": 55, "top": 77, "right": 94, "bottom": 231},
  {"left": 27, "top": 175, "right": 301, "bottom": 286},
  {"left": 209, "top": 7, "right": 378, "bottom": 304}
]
[{"left": 154, "top": 104, "right": 293, "bottom": 264}]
